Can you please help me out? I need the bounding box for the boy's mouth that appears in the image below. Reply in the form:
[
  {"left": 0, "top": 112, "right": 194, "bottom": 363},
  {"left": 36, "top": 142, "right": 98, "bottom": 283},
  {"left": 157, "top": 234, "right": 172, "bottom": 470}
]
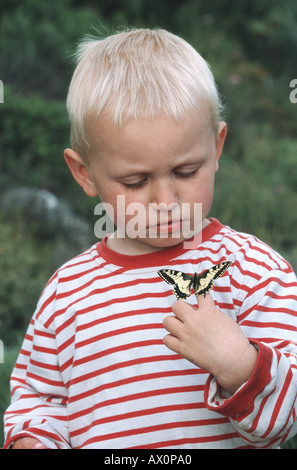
[{"left": 148, "top": 219, "right": 186, "bottom": 235}]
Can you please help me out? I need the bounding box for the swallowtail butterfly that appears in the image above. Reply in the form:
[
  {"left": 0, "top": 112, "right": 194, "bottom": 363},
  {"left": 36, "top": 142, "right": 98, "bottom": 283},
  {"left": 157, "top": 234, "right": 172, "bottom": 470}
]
[{"left": 157, "top": 261, "right": 232, "bottom": 300}]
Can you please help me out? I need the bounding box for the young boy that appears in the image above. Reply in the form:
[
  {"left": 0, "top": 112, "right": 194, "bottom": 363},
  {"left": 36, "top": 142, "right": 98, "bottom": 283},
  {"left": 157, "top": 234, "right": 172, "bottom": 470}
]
[{"left": 4, "top": 28, "right": 297, "bottom": 449}]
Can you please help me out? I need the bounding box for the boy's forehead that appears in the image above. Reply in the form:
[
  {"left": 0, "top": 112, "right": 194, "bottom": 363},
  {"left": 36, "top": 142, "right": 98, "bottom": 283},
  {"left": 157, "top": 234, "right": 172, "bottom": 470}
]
[
  {"left": 85, "top": 114, "right": 217, "bottom": 171},
  {"left": 88, "top": 109, "right": 214, "bottom": 150}
]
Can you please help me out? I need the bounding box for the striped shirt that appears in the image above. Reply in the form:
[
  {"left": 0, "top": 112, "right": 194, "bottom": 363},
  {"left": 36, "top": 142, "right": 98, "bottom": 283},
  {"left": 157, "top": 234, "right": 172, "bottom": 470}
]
[{"left": 4, "top": 218, "right": 297, "bottom": 449}]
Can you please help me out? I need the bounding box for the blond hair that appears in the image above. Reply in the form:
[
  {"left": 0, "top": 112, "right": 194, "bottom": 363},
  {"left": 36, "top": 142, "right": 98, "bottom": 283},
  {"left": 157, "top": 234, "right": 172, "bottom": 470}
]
[{"left": 66, "top": 28, "right": 223, "bottom": 156}]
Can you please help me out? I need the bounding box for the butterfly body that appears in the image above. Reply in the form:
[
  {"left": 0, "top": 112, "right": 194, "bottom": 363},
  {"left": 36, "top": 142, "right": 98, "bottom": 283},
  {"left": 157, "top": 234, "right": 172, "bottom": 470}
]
[{"left": 157, "top": 261, "right": 232, "bottom": 300}]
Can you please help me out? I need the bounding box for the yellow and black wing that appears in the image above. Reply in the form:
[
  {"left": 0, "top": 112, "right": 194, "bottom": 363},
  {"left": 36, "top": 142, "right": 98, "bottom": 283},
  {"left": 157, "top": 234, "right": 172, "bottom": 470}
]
[
  {"left": 158, "top": 262, "right": 232, "bottom": 299},
  {"left": 195, "top": 261, "right": 232, "bottom": 296},
  {"left": 157, "top": 269, "right": 193, "bottom": 300}
]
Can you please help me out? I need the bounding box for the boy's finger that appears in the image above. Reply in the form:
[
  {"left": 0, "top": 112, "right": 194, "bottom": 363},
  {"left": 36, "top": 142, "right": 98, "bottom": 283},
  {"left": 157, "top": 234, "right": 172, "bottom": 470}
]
[
  {"left": 171, "top": 299, "right": 197, "bottom": 319},
  {"left": 12, "top": 437, "right": 47, "bottom": 449},
  {"left": 196, "top": 293, "right": 215, "bottom": 308}
]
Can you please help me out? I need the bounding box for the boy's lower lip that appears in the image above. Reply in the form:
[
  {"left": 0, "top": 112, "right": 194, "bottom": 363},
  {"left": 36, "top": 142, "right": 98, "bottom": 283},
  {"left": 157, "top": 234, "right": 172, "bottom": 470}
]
[{"left": 149, "top": 220, "right": 184, "bottom": 234}]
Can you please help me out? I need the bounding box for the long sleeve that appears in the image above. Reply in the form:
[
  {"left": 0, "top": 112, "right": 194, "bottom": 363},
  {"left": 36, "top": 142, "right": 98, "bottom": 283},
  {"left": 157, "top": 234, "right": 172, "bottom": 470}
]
[
  {"left": 3, "top": 297, "right": 71, "bottom": 449},
  {"left": 205, "top": 266, "right": 297, "bottom": 448}
]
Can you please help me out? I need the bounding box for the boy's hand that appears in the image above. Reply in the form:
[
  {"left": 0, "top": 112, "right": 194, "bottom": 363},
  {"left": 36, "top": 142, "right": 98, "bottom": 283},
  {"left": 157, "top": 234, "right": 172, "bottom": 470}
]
[
  {"left": 11, "top": 438, "right": 47, "bottom": 449},
  {"left": 163, "top": 294, "right": 258, "bottom": 395}
]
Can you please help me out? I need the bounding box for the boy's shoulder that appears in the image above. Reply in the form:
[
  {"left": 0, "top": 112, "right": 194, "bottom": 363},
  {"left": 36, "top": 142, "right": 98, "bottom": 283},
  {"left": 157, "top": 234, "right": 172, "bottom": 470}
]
[
  {"left": 34, "top": 242, "right": 102, "bottom": 326},
  {"left": 214, "top": 222, "right": 292, "bottom": 274},
  {"left": 46, "top": 242, "right": 101, "bottom": 286}
]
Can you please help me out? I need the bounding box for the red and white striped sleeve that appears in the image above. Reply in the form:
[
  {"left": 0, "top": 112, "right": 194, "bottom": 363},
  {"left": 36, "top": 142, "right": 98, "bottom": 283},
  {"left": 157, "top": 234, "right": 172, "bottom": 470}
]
[
  {"left": 3, "top": 277, "right": 71, "bottom": 449},
  {"left": 205, "top": 255, "right": 297, "bottom": 448}
]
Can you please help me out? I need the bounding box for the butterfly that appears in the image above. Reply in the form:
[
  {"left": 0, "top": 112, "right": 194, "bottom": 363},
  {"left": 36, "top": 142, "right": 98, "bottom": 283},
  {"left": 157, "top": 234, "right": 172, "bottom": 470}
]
[{"left": 157, "top": 261, "right": 232, "bottom": 300}]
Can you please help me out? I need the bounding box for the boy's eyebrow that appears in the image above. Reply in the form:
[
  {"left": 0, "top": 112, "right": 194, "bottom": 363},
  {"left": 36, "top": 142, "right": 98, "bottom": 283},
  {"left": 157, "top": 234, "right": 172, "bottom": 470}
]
[
  {"left": 175, "top": 158, "right": 205, "bottom": 168},
  {"left": 173, "top": 155, "right": 208, "bottom": 170},
  {"left": 116, "top": 171, "right": 149, "bottom": 179}
]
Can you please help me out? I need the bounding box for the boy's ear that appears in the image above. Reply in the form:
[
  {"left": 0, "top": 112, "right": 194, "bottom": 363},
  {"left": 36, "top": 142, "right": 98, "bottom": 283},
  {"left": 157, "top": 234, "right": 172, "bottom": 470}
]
[
  {"left": 215, "top": 121, "right": 227, "bottom": 172},
  {"left": 64, "top": 148, "right": 98, "bottom": 197}
]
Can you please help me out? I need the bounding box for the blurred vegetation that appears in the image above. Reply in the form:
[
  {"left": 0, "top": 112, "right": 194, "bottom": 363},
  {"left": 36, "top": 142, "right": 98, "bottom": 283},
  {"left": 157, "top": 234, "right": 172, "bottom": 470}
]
[
  {"left": 0, "top": 346, "right": 19, "bottom": 446},
  {"left": 0, "top": 0, "right": 297, "bottom": 448}
]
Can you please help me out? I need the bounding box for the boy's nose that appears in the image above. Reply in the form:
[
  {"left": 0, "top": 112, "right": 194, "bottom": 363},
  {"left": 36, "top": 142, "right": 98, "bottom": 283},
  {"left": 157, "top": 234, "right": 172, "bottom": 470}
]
[{"left": 150, "top": 179, "right": 179, "bottom": 207}]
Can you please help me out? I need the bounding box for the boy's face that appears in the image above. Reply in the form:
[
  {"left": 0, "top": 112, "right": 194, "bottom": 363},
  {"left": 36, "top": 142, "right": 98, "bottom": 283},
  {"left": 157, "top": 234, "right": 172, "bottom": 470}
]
[{"left": 64, "top": 111, "right": 227, "bottom": 255}]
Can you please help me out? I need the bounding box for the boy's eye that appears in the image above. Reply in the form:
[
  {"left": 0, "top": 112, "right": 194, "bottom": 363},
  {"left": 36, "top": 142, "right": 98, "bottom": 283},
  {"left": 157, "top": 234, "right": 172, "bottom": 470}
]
[
  {"left": 122, "top": 168, "right": 199, "bottom": 189},
  {"left": 122, "top": 179, "right": 147, "bottom": 189},
  {"left": 175, "top": 169, "right": 198, "bottom": 179}
]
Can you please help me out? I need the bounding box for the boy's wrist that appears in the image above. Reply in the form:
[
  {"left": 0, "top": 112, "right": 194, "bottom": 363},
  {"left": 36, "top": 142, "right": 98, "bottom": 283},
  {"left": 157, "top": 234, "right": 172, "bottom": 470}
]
[{"left": 213, "top": 342, "right": 259, "bottom": 396}]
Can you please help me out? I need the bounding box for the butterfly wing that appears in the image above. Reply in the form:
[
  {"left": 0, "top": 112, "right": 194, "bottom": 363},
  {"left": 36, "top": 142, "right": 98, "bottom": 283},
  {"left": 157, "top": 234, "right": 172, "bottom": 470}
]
[
  {"left": 157, "top": 269, "right": 193, "bottom": 299},
  {"left": 195, "top": 261, "right": 232, "bottom": 297}
]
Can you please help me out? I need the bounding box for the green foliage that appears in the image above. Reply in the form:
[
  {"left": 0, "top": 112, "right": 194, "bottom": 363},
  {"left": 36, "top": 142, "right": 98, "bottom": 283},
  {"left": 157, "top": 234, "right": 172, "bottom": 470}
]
[
  {"left": 0, "top": 86, "right": 92, "bottom": 215},
  {"left": 282, "top": 435, "right": 297, "bottom": 449},
  {"left": 211, "top": 131, "right": 297, "bottom": 263},
  {"left": 0, "top": 87, "right": 69, "bottom": 189},
  {"left": 0, "top": 346, "right": 20, "bottom": 446},
  {"left": 0, "top": 215, "right": 53, "bottom": 346},
  {"left": 0, "top": 206, "right": 94, "bottom": 352},
  {"left": 0, "top": 0, "right": 100, "bottom": 98}
]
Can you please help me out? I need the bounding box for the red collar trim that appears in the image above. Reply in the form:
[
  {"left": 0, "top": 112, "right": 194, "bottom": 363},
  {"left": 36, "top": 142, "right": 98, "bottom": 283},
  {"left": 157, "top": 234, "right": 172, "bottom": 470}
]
[{"left": 96, "top": 218, "right": 223, "bottom": 268}]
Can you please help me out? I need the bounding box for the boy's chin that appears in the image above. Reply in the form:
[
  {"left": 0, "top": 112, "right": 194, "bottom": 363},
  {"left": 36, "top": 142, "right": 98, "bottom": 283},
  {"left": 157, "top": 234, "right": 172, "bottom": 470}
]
[
  {"left": 133, "top": 234, "right": 190, "bottom": 251},
  {"left": 108, "top": 227, "right": 201, "bottom": 255},
  {"left": 133, "top": 227, "right": 204, "bottom": 252}
]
